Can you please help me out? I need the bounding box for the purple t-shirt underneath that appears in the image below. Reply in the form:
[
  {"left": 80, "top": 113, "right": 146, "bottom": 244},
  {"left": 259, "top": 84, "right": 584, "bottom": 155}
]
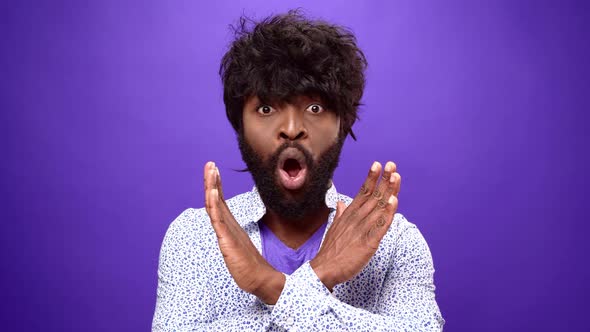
[{"left": 259, "top": 221, "right": 328, "bottom": 275}]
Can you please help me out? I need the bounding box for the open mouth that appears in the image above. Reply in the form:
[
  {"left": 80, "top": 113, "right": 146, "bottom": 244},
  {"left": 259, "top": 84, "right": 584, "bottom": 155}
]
[
  {"left": 277, "top": 148, "right": 308, "bottom": 190},
  {"left": 283, "top": 158, "right": 302, "bottom": 177}
]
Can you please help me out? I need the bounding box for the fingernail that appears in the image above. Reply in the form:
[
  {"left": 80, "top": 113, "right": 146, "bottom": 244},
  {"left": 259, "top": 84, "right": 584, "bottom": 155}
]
[
  {"left": 390, "top": 173, "right": 396, "bottom": 183},
  {"left": 388, "top": 195, "right": 395, "bottom": 205},
  {"left": 385, "top": 162, "right": 393, "bottom": 172},
  {"left": 371, "top": 161, "right": 378, "bottom": 172},
  {"left": 215, "top": 167, "right": 220, "bottom": 176}
]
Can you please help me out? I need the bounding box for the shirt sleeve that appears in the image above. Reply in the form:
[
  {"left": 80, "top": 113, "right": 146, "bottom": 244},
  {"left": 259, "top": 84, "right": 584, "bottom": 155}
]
[
  {"left": 152, "top": 209, "right": 216, "bottom": 331},
  {"left": 269, "top": 225, "right": 445, "bottom": 331},
  {"left": 152, "top": 209, "right": 274, "bottom": 332}
]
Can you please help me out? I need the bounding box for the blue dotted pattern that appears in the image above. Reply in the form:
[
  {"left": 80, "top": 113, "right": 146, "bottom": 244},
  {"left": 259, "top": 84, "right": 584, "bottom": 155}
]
[{"left": 152, "top": 184, "right": 445, "bottom": 331}]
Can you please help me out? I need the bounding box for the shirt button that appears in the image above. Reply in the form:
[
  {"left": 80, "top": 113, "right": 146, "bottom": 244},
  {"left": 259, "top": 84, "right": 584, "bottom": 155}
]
[{"left": 285, "top": 317, "right": 294, "bottom": 326}]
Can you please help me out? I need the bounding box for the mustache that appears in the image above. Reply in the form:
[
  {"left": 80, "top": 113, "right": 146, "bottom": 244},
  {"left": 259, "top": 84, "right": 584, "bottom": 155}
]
[
  {"left": 270, "top": 142, "right": 314, "bottom": 168},
  {"left": 234, "top": 139, "right": 314, "bottom": 173}
]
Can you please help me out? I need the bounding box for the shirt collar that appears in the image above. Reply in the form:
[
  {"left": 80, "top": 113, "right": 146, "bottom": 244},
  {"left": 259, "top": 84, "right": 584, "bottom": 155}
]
[{"left": 239, "top": 182, "right": 339, "bottom": 227}]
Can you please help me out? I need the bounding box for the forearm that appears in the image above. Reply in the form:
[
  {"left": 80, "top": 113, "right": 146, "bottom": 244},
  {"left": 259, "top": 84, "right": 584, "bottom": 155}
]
[
  {"left": 252, "top": 270, "right": 286, "bottom": 305},
  {"left": 269, "top": 262, "right": 443, "bottom": 331}
]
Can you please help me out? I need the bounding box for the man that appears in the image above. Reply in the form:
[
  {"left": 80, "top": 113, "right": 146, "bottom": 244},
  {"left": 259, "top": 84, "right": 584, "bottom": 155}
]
[{"left": 153, "top": 10, "right": 444, "bottom": 331}]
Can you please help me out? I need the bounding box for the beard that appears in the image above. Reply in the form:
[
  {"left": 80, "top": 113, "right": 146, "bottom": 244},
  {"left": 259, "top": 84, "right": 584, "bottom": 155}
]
[{"left": 238, "top": 133, "right": 344, "bottom": 222}]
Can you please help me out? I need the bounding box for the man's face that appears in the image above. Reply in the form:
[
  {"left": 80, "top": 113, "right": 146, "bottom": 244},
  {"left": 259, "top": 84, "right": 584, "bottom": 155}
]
[{"left": 239, "top": 94, "right": 344, "bottom": 221}]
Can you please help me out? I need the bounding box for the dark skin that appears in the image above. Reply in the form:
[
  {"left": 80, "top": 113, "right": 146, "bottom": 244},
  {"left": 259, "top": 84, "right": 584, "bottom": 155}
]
[
  {"left": 244, "top": 95, "right": 340, "bottom": 249},
  {"left": 204, "top": 95, "right": 402, "bottom": 304}
]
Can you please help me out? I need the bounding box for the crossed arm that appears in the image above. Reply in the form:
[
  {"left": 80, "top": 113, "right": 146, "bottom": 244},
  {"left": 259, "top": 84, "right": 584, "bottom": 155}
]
[
  {"left": 152, "top": 161, "right": 444, "bottom": 331},
  {"left": 203, "top": 160, "right": 400, "bottom": 303}
]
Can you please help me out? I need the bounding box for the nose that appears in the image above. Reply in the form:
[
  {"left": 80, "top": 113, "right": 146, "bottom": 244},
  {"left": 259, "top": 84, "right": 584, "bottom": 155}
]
[{"left": 279, "top": 109, "right": 307, "bottom": 141}]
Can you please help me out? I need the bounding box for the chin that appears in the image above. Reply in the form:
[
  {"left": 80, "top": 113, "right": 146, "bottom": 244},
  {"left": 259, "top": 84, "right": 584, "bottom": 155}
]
[{"left": 238, "top": 132, "right": 344, "bottom": 221}]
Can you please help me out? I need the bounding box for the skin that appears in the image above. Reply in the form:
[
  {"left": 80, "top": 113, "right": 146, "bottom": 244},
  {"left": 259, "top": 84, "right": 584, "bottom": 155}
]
[
  {"left": 243, "top": 94, "right": 341, "bottom": 249},
  {"left": 203, "top": 95, "right": 402, "bottom": 304}
]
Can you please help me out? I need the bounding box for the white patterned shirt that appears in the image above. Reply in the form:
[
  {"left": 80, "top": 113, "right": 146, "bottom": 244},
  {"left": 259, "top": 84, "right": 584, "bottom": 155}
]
[{"left": 152, "top": 184, "right": 445, "bottom": 331}]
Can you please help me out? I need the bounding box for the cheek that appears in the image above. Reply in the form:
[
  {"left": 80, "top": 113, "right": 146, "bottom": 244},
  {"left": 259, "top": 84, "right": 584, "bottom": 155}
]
[
  {"left": 309, "top": 114, "right": 340, "bottom": 144},
  {"left": 242, "top": 117, "right": 274, "bottom": 154}
]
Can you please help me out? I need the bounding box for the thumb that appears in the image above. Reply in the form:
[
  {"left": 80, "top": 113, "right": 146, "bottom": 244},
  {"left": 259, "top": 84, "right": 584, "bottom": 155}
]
[{"left": 335, "top": 200, "right": 346, "bottom": 219}]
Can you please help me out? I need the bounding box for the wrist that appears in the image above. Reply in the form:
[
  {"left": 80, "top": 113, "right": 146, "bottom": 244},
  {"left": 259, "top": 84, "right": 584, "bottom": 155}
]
[
  {"left": 310, "top": 259, "right": 336, "bottom": 291},
  {"left": 253, "top": 269, "right": 285, "bottom": 305}
]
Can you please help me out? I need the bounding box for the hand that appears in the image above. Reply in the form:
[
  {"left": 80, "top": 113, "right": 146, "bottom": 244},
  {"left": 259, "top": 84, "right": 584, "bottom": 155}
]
[
  {"left": 310, "top": 161, "right": 401, "bottom": 290},
  {"left": 203, "top": 161, "right": 285, "bottom": 304}
]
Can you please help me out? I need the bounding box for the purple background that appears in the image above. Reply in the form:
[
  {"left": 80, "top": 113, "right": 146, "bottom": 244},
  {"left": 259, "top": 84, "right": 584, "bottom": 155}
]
[{"left": 2, "top": 0, "right": 588, "bottom": 331}]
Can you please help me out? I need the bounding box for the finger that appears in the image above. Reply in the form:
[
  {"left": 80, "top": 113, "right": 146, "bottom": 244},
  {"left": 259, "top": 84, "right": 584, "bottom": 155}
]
[
  {"left": 205, "top": 186, "right": 216, "bottom": 220},
  {"left": 371, "top": 161, "right": 396, "bottom": 203},
  {"left": 358, "top": 161, "right": 396, "bottom": 216},
  {"left": 215, "top": 166, "right": 225, "bottom": 201},
  {"left": 391, "top": 172, "right": 401, "bottom": 197},
  {"left": 204, "top": 180, "right": 219, "bottom": 222},
  {"left": 207, "top": 188, "right": 229, "bottom": 237},
  {"left": 203, "top": 161, "right": 217, "bottom": 192},
  {"left": 349, "top": 161, "right": 382, "bottom": 210},
  {"left": 212, "top": 167, "right": 241, "bottom": 233},
  {"left": 204, "top": 162, "right": 216, "bottom": 209},
  {"left": 204, "top": 163, "right": 224, "bottom": 222},
  {"left": 365, "top": 195, "right": 398, "bottom": 248},
  {"left": 208, "top": 169, "right": 246, "bottom": 239},
  {"left": 206, "top": 168, "right": 218, "bottom": 194}
]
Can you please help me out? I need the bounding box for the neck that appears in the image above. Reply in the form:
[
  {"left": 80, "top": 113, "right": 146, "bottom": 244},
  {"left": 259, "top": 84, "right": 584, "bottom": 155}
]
[{"left": 261, "top": 205, "right": 331, "bottom": 249}]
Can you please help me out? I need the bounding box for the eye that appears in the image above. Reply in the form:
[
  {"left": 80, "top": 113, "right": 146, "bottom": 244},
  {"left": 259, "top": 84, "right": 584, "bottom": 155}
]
[
  {"left": 256, "top": 105, "right": 275, "bottom": 115},
  {"left": 306, "top": 104, "right": 324, "bottom": 114}
]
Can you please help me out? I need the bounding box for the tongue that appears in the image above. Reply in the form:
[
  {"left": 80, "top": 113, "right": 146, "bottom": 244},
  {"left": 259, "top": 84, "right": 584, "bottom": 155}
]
[{"left": 284, "top": 159, "right": 301, "bottom": 178}]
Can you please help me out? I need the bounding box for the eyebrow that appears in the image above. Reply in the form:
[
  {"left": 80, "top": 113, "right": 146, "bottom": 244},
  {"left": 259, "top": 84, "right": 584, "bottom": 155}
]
[{"left": 258, "top": 94, "right": 324, "bottom": 107}]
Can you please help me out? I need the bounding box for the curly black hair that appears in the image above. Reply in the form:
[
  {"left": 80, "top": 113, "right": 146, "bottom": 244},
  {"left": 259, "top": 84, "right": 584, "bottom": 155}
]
[{"left": 219, "top": 10, "right": 368, "bottom": 140}]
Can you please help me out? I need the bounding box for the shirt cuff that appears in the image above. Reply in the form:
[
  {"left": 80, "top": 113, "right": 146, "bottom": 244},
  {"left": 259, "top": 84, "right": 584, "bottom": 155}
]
[{"left": 270, "top": 261, "right": 331, "bottom": 331}]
